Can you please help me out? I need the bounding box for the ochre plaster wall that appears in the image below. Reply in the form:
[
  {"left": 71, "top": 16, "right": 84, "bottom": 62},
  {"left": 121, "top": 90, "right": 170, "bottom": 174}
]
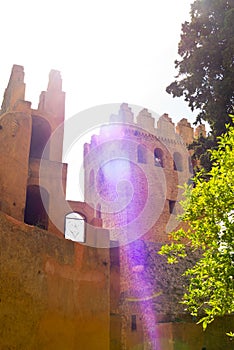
[{"left": 0, "top": 212, "right": 110, "bottom": 350}]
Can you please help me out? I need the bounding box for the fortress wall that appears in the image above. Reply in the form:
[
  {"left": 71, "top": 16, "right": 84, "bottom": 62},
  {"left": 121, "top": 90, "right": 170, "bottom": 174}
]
[{"left": 0, "top": 211, "right": 110, "bottom": 350}]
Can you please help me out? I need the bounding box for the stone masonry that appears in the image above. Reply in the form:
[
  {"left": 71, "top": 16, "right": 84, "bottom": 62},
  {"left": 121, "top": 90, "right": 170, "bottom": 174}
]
[{"left": 1, "top": 66, "right": 234, "bottom": 350}]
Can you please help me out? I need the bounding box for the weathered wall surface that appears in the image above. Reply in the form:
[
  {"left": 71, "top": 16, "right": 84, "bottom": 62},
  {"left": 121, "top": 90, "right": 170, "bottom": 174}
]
[
  {"left": 0, "top": 108, "right": 31, "bottom": 221},
  {"left": 123, "top": 319, "right": 234, "bottom": 350},
  {"left": 110, "top": 242, "right": 234, "bottom": 349},
  {"left": 0, "top": 212, "right": 110, "bottom": 350}
]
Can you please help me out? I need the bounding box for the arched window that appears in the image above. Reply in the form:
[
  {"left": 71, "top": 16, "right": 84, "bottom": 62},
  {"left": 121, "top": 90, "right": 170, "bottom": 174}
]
[
  {"left": 65, "top": 212, "right": 85, "bottom": 242},
  {"left": 96, "top": 203, "right": 102, "bottom": 219},
  {"left": 131, "top": 315, "right": 137, "bottom": 331},
  {"left": 188, "top": 156, "right": 193, "bottom": 174},
  {"left": 173, "top": 152, "right": 183, "bottom": 172},
  {"left": 24, "top": 185, "right": 49, "bottom": 229},
  {"left": 97, "top": 167, "right": 105, "bottom": 185},
  {"left": 169, "top": 200, "right": 176, "bottom": 214},
  {"left": 29, "top": 116, "right": 51, "bottom": 159},
  {"left": 89, "top": 169, "right": 94, "bottom": 186},
  {"left": 137, "top": 145, "right": 147, "bottom": 164},
  {"left": 154, "top": 148, "right": 164, "bottom": 167}
]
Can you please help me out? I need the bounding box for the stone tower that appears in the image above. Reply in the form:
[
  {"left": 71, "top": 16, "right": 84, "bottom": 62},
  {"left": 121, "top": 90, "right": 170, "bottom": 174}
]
[
  {"left": 0, "top": 64, "right": 109, "bottom": 236},
  {"left": 0, "top": 65, "right": 65, "bottom": 230},
  {"left": 84, "top": 103, "right": 198, "bottom": 349}
]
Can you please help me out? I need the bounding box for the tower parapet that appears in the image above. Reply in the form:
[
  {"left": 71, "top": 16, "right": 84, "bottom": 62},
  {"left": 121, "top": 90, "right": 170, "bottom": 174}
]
[
  {"left": 109, "top": 102, "right": 134, "bottom": 124},
  {"left": 176, "top": 117, "right": 194, "bottom": 145},
  {"left": 136, "top": 108, "right": 155, "bottom": 133},
  {"left": 38, "top": 69, "right": 65, "bottom": 122},
  {"left": 156, "top": 113, "right": 176, "bottom": 141},
  {"left": 0, "top": 65, "right": 26, "bottom": 115},
  {"left": 194, "top": 123, "right": 206, "bottom": 138}
]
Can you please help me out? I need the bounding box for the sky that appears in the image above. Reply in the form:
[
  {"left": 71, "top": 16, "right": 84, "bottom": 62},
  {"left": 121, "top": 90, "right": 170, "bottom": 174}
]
[
  {"left": 0, "top": 0, "right": 196, "bottom": 200},
  {"left": 0, "top": 0, "right": 195, "bottom": 122}
]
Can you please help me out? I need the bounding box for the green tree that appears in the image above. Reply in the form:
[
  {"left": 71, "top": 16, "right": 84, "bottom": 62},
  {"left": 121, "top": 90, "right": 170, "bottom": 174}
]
[
  {"left": 159, "top": 120, "right": 234, "bottom": 334},
  {"left": 167, "top": 0, "right": 234, "bottom": 136},
  {"left": 188, "top": 134, "right": 216, "bottom": 173}
]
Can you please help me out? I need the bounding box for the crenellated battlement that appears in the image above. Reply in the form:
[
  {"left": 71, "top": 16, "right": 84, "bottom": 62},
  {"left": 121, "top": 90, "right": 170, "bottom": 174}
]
[{"left": 85, "top": 103, "right": 205, "bottom": 153}]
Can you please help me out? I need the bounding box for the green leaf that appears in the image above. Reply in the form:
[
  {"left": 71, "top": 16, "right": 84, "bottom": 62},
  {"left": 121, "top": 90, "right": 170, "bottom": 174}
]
[{"left": 159, "top": 120, "right": 234, "bottom": 335}]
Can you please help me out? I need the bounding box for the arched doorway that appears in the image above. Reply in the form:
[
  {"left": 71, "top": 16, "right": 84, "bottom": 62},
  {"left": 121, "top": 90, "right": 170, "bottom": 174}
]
[
  {"left": 29, "top": 116, "right": 51, "bottom": 159},
  {"left": 24, "top": 185, "right": 49, "bottom": 230}
]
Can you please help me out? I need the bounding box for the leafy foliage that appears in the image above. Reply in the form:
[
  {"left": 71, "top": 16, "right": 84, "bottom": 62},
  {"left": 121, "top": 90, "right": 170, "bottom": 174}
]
[
  {"left": 159, "top": 121, "right": 234, "bottom": 333},
  {"left": 166, "top": 0, "right": 234, "bottom": 136}
]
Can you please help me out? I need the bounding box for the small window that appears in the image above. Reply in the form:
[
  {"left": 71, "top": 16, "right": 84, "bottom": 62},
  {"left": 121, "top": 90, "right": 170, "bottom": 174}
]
[
  {"left": 137, "top": 145, "right": 147, "bottom": 163},
  {"left": 97, "top": 167, "right": 105, "bottom": 185},
  {"left": 173, "top": 152, "right": 183, "bottom": 172},
  {"left": 89, "top": 169, "right": 94, "bottom": 186},
  {"left": 110, "top": 242, "right": 120, "bottom": 267},
  {"left": 169, "top": 200, "right": 176, "bottom": 215},
  {"left": 154, "top": 148, "right": 164, "bottom": 167},
  {"left": 96, "top": 203, "right": 101, "bottom": 219},
  {"left": 188, "top": 156, "right": 193, "bottom": 174},
  {"left": 131, "top": 315, "right": 137, "bottom": 331},
  {"left": 65, "top": 212, "right": 85, "bottom": 242}
]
